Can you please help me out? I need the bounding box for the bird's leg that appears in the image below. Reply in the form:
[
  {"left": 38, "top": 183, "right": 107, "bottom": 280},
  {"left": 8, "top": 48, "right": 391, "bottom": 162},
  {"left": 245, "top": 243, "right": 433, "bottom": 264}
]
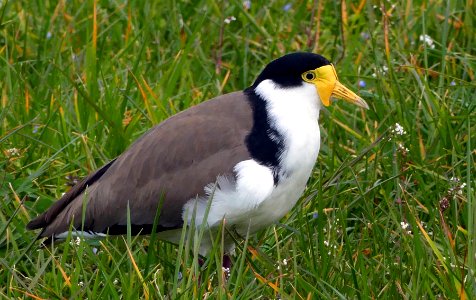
[
  {"left": 222, "top": 254, "right": 232, "bottom": 269},
  {"left": 222, "top": 254, "right": 231, "bottom": 279},
  {"left": 198, "top": 257, "right": 205, "bottom": 267}
]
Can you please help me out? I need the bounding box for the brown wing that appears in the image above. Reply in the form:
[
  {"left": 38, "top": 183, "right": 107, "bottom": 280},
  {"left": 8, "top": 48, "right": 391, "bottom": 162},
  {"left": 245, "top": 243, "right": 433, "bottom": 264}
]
[{"left": 27, "top": 91, "right": 253, "bottom": 238}]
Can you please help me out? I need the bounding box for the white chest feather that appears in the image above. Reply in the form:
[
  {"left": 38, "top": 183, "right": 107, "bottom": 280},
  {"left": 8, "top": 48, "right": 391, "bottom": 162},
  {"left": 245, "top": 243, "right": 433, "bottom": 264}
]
[
  {"left": 183, "top": 81, "right": 321, "bottom": 235},
  {"left": 240, "top": 80, "right": 321, "bottom": 231},
  {"left": 258, "top": 80, "right": 321, "bottom": 177}
]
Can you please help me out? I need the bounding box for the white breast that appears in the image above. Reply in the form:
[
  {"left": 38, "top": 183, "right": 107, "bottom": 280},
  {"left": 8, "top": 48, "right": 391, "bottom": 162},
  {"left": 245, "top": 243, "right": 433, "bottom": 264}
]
[{"left": 237, "top": 80, "right": 321, "bottom": 232}]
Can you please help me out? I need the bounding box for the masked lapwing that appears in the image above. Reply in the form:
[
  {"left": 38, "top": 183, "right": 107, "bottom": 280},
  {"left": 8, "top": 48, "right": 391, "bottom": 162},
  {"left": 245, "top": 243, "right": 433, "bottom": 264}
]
[{"left": 27, "top": 52, "right": 368, "bottom": 262}]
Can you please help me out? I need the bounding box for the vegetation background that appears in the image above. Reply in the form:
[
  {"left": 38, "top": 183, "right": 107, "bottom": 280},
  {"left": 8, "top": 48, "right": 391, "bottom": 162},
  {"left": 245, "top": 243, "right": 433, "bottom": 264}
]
[{"left": 1, "top": 0, "right": 475, "bottom": 298}]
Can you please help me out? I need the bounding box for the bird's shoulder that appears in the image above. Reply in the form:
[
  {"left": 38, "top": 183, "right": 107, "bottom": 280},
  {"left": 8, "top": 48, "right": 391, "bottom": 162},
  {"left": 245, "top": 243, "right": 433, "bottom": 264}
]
[{"left": 87, "top": 91, "right": 255, "bottom": 227}]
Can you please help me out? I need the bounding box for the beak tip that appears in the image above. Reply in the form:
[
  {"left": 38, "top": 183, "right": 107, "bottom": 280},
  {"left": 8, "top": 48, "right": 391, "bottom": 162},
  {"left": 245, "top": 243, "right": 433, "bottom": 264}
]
[
  {"left": 356, "top": 97, "right": 369, "bottom": 110},
  {"left": 331, "top": 81, "right": 370, "bottom": 110}
]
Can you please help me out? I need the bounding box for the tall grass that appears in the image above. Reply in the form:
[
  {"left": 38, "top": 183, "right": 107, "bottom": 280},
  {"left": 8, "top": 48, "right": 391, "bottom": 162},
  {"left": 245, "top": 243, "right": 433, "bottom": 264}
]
[{"left": 1, "top": 0, "right": 475, "bottom": 298}]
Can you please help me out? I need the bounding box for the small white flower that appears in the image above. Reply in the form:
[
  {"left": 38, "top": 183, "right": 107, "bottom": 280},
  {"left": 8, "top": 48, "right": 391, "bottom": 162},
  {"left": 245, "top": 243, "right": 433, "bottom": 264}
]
[
  {"left": 282, "top": 258, "right": 287, "bottom": 266},
  {"left": 457, "top": 183, "right": 466, "bottom": 195},
  {"left": 113, "top": 278, "right": 119, "bottom": 285},
  {"left": 6, "top": 148, "right": 20, "bottom": 156},
  {"left": 400, "top": 221, "right": 410, "bottom": 230},
  {"left": 450, "top": 176, "right": 460, "bottom": 183},
  {"left": 419, "top": 34, "right": 435, "bottom": 49},
  {"left": 392, "top": 123, "right": 407, "bottom": 136},
  {"left": 46, "top": 31, "right": 52, "bottom": 39},
  {"left": 324, "top": 240, "right": 330, "bottom": 247},
  {"left": 373, "top": 66, "right": 389, "bottom": 77},
  {"left": 224, "top": 16, "right": 236, "bottom": 24},
  {"left": 397, "top": 143, "right": 409, "bottom": 154},
  {"left": 79, "top": 281, "right": 84, "bottom": 287}
]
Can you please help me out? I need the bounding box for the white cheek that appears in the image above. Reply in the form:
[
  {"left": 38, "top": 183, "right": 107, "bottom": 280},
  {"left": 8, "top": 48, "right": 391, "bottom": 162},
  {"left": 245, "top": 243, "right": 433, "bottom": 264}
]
[{"left": 255, "top": 80, "right": 322, "bottom": 114}]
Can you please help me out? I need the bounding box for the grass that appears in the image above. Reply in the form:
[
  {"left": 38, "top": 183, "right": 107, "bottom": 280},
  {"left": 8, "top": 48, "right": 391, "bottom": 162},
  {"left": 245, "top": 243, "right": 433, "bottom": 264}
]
[{"left": 1, "top": 0, "right": 475, "bottom": 298}]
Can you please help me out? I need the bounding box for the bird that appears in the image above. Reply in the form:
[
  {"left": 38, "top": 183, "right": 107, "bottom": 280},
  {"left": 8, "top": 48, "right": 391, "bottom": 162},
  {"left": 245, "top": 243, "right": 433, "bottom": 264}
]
[{"left": 27, "top": 52, "right": 368, "bottom": 266}]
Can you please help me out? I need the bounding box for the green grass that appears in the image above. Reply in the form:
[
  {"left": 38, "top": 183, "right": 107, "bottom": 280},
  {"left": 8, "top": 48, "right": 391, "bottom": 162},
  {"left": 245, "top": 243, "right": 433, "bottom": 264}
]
[{"left": 1, "top": 0, "right": 475, "bottom": 298}]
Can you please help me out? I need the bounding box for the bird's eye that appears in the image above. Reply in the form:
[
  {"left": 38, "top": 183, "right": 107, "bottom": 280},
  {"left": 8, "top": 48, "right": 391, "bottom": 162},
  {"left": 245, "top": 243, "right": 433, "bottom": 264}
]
[{"left": 302, "top": 71, "right": 316, "bottom": 81}]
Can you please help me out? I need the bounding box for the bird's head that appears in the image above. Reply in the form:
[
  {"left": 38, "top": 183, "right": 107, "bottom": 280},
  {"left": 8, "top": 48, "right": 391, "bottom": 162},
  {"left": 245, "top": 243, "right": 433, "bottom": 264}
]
[{"left": 252, "top": 52, "right": 369, "bottom": 109}]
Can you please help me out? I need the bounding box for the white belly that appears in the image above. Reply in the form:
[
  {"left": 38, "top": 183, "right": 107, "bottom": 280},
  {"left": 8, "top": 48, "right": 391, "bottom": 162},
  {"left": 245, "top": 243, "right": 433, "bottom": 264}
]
[
  {"left": 235, "top": 166, "right": 314, "bottom": 235},
  {"left": 176, "top": 156, "right": 316, "bottom": 255}
]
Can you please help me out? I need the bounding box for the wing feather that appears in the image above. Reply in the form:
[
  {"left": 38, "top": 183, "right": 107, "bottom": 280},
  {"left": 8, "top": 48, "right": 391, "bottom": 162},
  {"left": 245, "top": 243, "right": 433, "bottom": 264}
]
[{"left": 30, "top": 91, "right": 253, "bottom": 238}]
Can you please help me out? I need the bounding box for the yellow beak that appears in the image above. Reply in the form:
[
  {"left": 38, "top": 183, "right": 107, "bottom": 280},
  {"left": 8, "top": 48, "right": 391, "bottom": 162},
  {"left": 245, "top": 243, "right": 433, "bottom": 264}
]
[
  {"left": 332, "top": 81, "right": 369, "bottom": 109},
  {"left": 312, "top": 65, "right": 369, "bottom": 110}
]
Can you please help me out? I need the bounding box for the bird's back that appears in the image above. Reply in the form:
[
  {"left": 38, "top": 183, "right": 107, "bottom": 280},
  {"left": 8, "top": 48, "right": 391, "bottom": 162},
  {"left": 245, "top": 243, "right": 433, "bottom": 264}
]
[{"left": 27, "top": 91, "right": 254, "bottom": 240}]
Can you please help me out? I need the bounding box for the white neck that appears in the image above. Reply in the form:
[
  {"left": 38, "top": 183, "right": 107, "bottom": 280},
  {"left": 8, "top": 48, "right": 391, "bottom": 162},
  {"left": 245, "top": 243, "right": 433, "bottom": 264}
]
[{"left": 254, "top": 80, "right": 322, "bottom": 178}]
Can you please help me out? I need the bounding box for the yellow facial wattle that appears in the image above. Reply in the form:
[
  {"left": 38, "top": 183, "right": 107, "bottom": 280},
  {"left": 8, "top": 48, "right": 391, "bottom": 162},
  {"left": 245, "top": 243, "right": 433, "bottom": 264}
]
[{"left": 301, "top": 64, "right": 369, "bottom": 109}]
